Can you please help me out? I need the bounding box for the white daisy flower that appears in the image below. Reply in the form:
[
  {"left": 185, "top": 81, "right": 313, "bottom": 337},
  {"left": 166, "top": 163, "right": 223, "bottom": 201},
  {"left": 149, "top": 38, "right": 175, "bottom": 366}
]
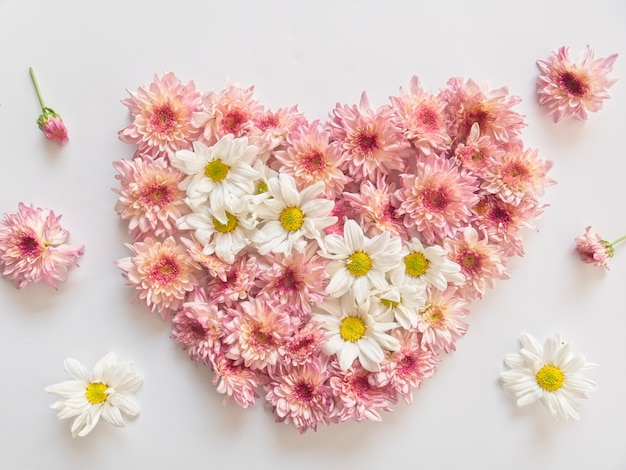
[
  {"left": 500, "top": 333, "right": 598, "bottom": 421},
  {"left": 320, "top": 219, "right": 402, "bottom": 301},
  {"left": 369, "top": 266, "right": 426, "bottom": 329},
  {"left": 45, "top": 353, "right": 143, "bottom": 438},
  {"left": 313, "top": 295, "right": 400, "bottom": 372},
  {"left": 255, "top": 173, "right": 336, "bottom": 256},
  {"left": 177, "top": 197, "right": 259, "bottom": 264},
  {"left": 170, "top": 134, "right": 259, "bottom": 224},
  {"left": 394, "top": 237, "right": 465, "bottom": 290},
  {"left": 246, "top": 160, "right": 278, "bottom": 205}
]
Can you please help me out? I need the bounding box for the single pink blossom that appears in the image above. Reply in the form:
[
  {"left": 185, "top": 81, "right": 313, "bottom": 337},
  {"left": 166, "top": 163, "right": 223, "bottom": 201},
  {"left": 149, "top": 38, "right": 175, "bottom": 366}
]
[
  {"left": 417, "top": 286, "right": 470, "bottom": 354},
  {"left": 574, "top": 226, "right": 624, "bottom": 270},
  {"left": 29, "top": 67, "right": 69, "bottom": 145},
  {"left": 0, "top": 203, "right": 84, "bottom": 289},
  {"left": 537, "top": 45, "right": 618, "bottom": 122}
]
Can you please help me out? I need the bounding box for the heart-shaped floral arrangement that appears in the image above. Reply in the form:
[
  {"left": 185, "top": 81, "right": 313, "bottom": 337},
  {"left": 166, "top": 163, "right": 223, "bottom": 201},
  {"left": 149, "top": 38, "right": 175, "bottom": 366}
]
[{"left": 113, "top": 73, "right": 554, "bottom": 432}]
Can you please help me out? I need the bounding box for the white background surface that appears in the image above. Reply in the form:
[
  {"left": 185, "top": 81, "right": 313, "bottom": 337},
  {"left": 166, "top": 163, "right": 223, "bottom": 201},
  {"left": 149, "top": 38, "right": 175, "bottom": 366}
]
[{"left": 1, "top": 1, "right": 625, "bottom": 468}]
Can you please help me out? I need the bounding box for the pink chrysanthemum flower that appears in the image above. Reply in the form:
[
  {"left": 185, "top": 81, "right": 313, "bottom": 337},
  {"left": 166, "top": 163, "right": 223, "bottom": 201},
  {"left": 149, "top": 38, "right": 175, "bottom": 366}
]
[
  {"left": 329, "top": 360, "right": 395, "bottom": 422},
  {"left": 329, "top": 91, "right": 410, "bottom": 182},
  {"left": 249, "top": 106, "right": 306, "bottom": 162},
  {"left": 113, "top": 156, "right": 189, "bottom": 239},
  {"left": 29, "top": 67, "right": 69, "bottom": 146},
  {"left": 119, "top": 72, "right": 202, "bottom": 159},
  {"left": 210, "top": 353, "right": 262, "bottom": 408},
  {"left": 273, "top": 120, "right": 349, "bottom": 199},
  {"left": 396, "top": 154, "right": 480, "bottom": 244},
  {"left": 192, "top": 79, "right": 264, "bottom": 145},
  {"left": 265, "top": 360, "right": 335, "bottom": 433},
  {"left": 373, "top": 329, "right": 438, "bottom": 404},
  {"left": 574, "top": 226, "right": 624, "bottom": 271},
  {"left": 443, "top": 227, "right": 509, "bottom": 300},
  {"left": 206, "top": 253, "right": 259, "bottom": 306},
  {"left": 390, "top": 75, "right": 450, "bottom": 156},
  {"left": 279, "top": 322, "right": 326, "bottom": 366},
  {"left": 472, "top": 195, "right": 545, "bottom": 257},
  {"left": 417, "top": 286, "right": 470, "bottom": 354},
  {"left": 453, "top": 122, "right": 505, "bottom": 178},
  {"left": 115, "top": 236, "right": 202, "bottom": 319},
  {"left": 180, "top": 236, "right": 230, "bottom": 282},
  {"left": 171, "top": 296, "right": 223, "bottom": 363},
  {"left": 536, "top": 45, "right": 618, "bottom": 122},
  {"left": 0, "top": 203, "right": 84, "bottom": 289},
  {"left": 343, "top": 176, "right": 406, "bottom": 239},
  {"left": 482, "top": 147, "right": 555, "bottom": 206},
  {"left": 258, "top": 243, "right": 328, "bottom": 318},
  {"left": 224, "top": 297, "right": 293, "bottom": 370},
  {"left": 441, "top": 77, "right": 525, "bottom": 147}
]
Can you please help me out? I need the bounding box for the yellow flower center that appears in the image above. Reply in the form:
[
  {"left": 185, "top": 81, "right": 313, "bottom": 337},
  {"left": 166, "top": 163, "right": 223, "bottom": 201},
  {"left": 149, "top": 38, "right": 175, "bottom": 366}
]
[
  {"left": 204, "top": 159, "right": 229, "bottom": 182},
  {"left": 213, "top": 212, "right": 238, "bottom": 233},
  {"left": 255, "top": 180, "right": 268, "bottom": 194},
  {"left": 535, "top": 365, "right": 564, "bottom": 392},
  {"left": 340, "top": 316, "right": 366, "bottom": 342},
  {"left": 381, "top": 298, "right": 399, "bottom": 309},
  {"left": 279, "top": 206, "right": 304, "bottom": 231},
  {"left": 85, "top": 382, "right": 109, "bottom": 405},
  {"left": 347, "top": 251, "right": 372, "bottom": 277},
  {"left": 404, "top": 252, "right": 429, "bottom": 277}
]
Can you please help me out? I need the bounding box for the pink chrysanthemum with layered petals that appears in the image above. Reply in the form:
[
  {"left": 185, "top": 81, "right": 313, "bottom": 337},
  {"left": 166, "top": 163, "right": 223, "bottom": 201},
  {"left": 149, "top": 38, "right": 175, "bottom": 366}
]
[
  {"left": 210, "top": 353, "right": 262, "bottom": 408},
  {"left": 115, "top": 236, "right": 202, "bottom": 319},
  {"left": 417, "top": 286, "right": 470, "bottom": 354},
  {"left": 171, "top": 296, "right": 223, "bottom": 363},
  {"left": 0, "top": 203, "right": 84, "bottom": 289},
  {"left": 249, "top": 106, "right": 306, "bottom": 162},
  {"left": 119, "top": 72, "right": 202, "bottom": 159},
  {"left": 113, "top": 156, "right": 189, "bottom": 239},
  {"left": 396, "top": 154, "right": 480, "bottom": 244},
  {"left": 536, "top": 45, "right": 618, "bottom": 122}
]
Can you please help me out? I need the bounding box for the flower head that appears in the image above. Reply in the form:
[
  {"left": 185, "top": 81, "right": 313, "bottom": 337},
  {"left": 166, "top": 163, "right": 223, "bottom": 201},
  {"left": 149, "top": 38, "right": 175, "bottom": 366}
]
[
  {"left": 536, "top": 46, "right": 618, "bottom": 122},
  {"left": 29, "top": 67, "right": 69, "bottom": 145},
  {"left": 574, "top": 226, "right": 623, "bottom": 270},
  {"left": 500, "top": 333, "right": 598, "bottom": 421},
  {"left": 0, "top": 203, "right": 84, "bottom": 289},
  {"left": 119, "top": 72, "right": 202, "bottom": 159},
  {"left": 45, "top": 353, "right": 142, "bottom": 438}
]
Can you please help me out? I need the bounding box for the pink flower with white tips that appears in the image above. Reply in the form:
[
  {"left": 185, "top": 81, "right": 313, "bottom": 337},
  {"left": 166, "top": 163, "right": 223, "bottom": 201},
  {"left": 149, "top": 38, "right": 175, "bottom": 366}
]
[{"left": 0, "top": 203, "right": 84, "bottom": 289}]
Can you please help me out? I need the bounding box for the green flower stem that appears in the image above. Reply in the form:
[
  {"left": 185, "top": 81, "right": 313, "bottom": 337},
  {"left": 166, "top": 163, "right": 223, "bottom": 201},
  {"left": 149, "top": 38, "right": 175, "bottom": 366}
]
[
  {"left": 610, "top": 234, "right": 626, "bottom": 247},
  {"left": 29, "top": 67, "right": 46, "bottom": 111}
]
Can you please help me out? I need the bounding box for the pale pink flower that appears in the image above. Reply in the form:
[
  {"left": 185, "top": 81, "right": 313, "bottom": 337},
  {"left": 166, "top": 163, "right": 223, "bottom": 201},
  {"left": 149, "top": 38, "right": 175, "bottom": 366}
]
[
  {"left": 265, "top": 360, "right": 335, "bottom": 433},
  {"left": 329, "top": 91, "right": 410, "bottom": 182},
  {"left": 343, "top": 176, "right": 406, "bottom": 239},
  {"left": 373, "top": 329, "right": 438, "bottom": 403},
  {"left": 180, "top": 236, "right": 230, "bottom": 281},
  {"left": 224, "top": 297, "right": 293, "bottom": 370},
  {"left": 279, "top": 322, "right": 326, "bottom": 366},
  {"left": 115, "top": 236, "right": 202, "bottom": 319},
  {"left": 329, "top": 360, "right": 395, "bottom": 422},
  {"left": 210, "top": 353, "right": 262, "bottom": 408},
  {"left": 192, "top": 79, "right": 264, "bottom": 145},
  {"left": 453, "top": 122, "right": 504, "bottom": 177},
  {"left": 482, "top": 147, "right": 555, "bottom": 206},
  {"left": 206, "top": 253, "right": 260, "bottom": 305},
  {"left": 29, "top": 67, "right": 69, "bottom": 145},
  {"left": 119, "top": 72, "right": 202, "bottom": 159},
  {"left": 444, "top": 227, "right": 509, "bottom": 300},
  {"left": 537, "top": 45, "right": 618, "bottom": 122},
  {"left": 390, "top": 75, "right": 450, "bottom": 156},
  {"left": 113, "top": 156, "right": 189, "bottom": 239},
  {"left": 574, "top": 226, "right": 623, "bottom": 271},
  {"left": 417, "top": 286, "right": 470, "bottom": 354},
  {"left": 396, "top": 154, "right": 480, "bottom": 244},
  {"left": 273, "top": 120, "right": 349, "bottom": 199},
  {"left": 441, "top": 77, "right": 525, "bottom": 147},
  {"left": 258, "top": 243, "right": 329, "bottom": 317},
  {"left": 249, "top": 106, "right": 306, "bottom": 162},
  {"left": 0, "top": 203, "right": 84, "bottom": 289},
  {"left": 171, "top": 296, "right": 223, "bottom": 363},
  {"left": 472, "top": 195, "right": 545, "bottom": 257}
]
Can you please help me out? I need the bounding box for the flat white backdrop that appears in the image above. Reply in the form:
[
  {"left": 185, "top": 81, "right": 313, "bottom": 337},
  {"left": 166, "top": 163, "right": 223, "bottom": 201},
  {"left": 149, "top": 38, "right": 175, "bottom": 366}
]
[{"left": 1, "top": 1, "right": 625, "bottom": 468}]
